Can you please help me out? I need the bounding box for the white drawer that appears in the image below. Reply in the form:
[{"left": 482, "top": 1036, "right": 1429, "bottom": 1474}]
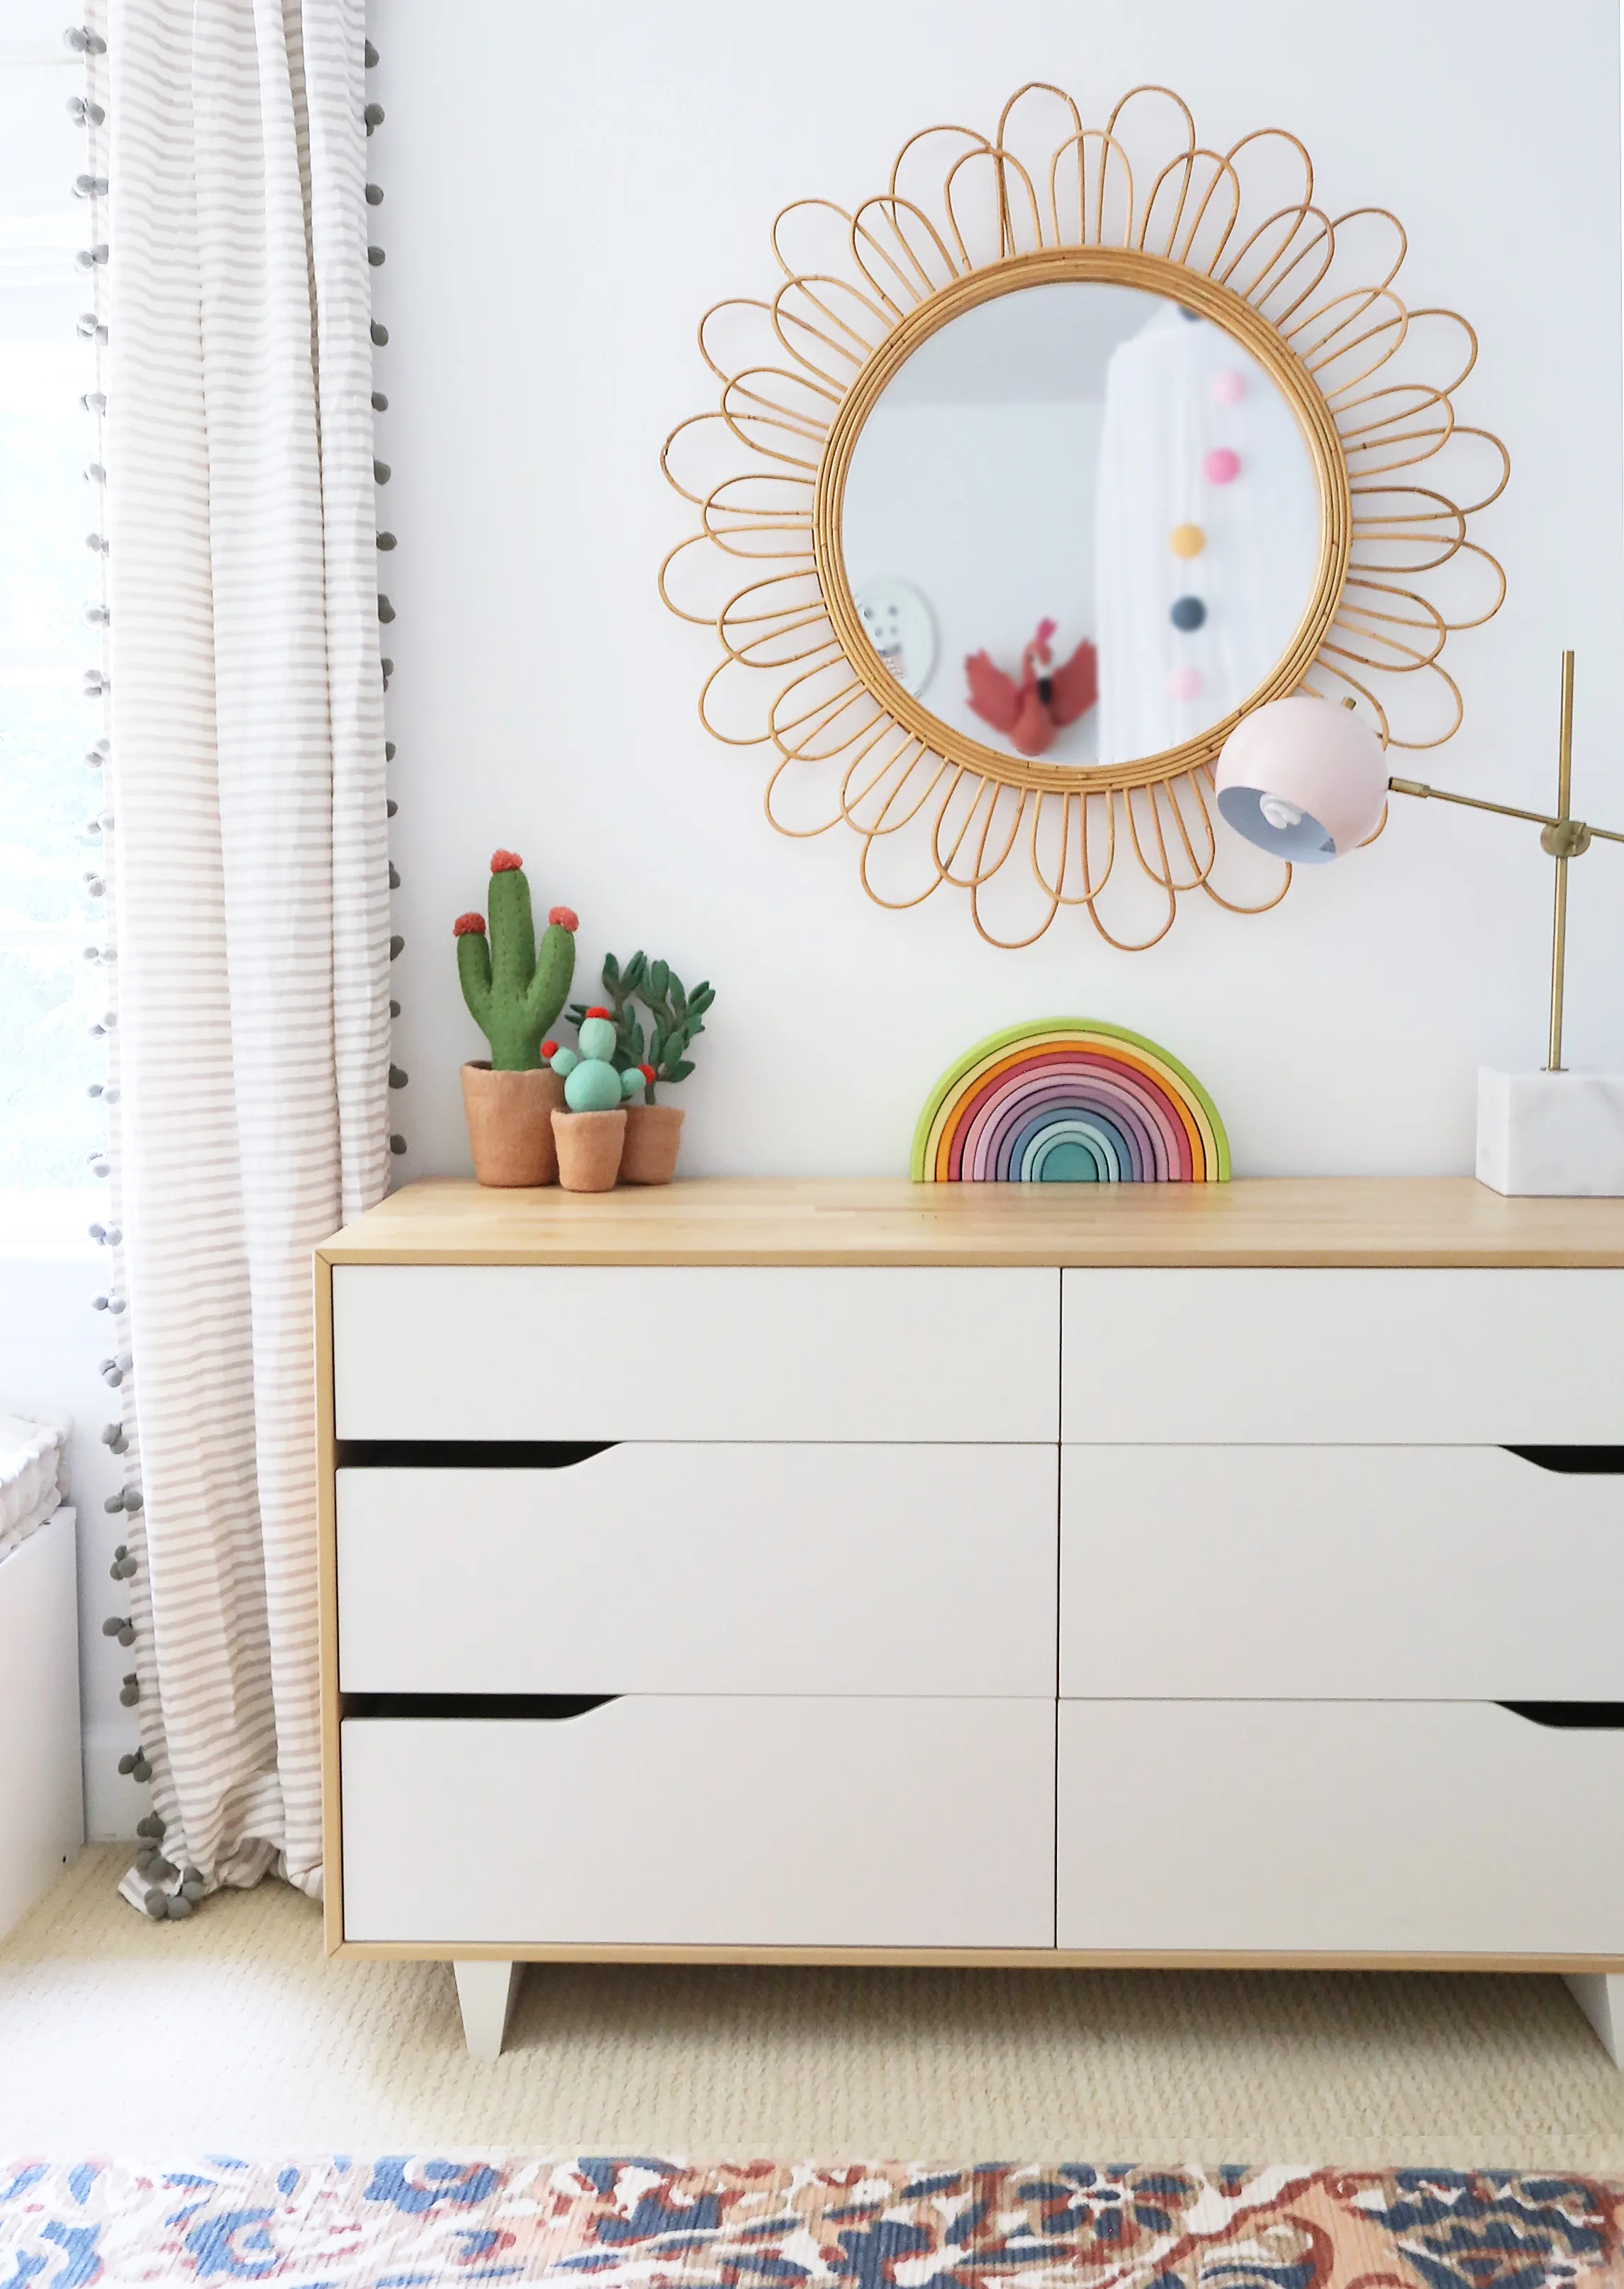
[
  {"left": 1062, "top": 1269, "right": 1624, "bottom": 1443},
  {"left": 338, "top": 1444, "right": 1058, "bottom": 1696},
  {"left": 333, "top": 1265, "right": 1057, "bottom": 1442},
  {"left": 1057, "top": 1701, "right": 1624, "bottom": 1957},
  {"left": 341, "top": 1696, "right": 1055, "bottom": 1947},
  {"left": 1060, "top": 1446, "right": 1624, "bottom": 1698}
]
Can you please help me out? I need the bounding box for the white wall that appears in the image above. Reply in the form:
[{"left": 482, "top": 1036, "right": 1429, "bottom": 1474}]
[{"left": 369, "top": 0, "right": 1624, "bottom": 1181}]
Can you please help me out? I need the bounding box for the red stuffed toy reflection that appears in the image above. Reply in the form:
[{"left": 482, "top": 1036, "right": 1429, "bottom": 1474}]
[{"left": 965, "top": 618, "right": 1098, "bottom": 756}]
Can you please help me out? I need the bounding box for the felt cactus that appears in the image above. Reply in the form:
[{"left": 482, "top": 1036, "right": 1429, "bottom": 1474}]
[
  {"left": 453, "top": 851, "right": 577, "bottom": 1070},
  {"left": 546, "top": 1008, "right": 643, "bottom": 1113},
  {"left": 569, "top": 951, "right": 715, "bottom": 1106}
]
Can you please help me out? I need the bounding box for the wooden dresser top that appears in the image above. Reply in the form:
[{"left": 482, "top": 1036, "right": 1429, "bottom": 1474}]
[{"left": 319, "top": 1176, "right": 1624, "bottom": 1269}]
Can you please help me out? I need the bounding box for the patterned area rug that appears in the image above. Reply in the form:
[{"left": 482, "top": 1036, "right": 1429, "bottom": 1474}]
[{"left": 1, "top": 2155, "right": 1620, "bottom": 2286}]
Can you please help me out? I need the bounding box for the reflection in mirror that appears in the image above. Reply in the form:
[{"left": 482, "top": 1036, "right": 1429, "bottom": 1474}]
[{"left": 840, "top": 281, "right": 1321, "bottom": 769}]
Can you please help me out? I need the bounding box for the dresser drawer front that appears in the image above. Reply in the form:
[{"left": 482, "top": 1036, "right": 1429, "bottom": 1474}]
[
  {"left": 333, "top": 1265, "right": 1057, "bottom": 1443},
  {"left": 338, "top": 1443, "right": 1058, "bottom": 1696},
  {"left": 1057, "top": 1701, "right": 1624, "bottom": 1957},
  {"left": 1062, "top": 1269, "right": 1624, "bottom": 1443},
  {"left": 342, "top": 1696, "right": 1056, "bottom": 1947},
  {"left": 1061, "top": 1446, "right": 1624, "bottom": 1699}
]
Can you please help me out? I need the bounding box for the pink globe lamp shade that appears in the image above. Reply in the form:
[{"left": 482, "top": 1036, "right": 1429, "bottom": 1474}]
[{"left": 1214, "top": 695, "right": 1389, "bottom": 863}]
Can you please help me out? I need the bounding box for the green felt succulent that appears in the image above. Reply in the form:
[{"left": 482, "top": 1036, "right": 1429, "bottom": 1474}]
[{"left": 568, "top": 951, "right": 715, "bottom": 1107}]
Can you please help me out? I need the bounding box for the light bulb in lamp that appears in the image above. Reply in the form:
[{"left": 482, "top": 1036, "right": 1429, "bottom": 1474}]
[{"left": 1213, "top": 695, "right": 1389, "bottom": 863}]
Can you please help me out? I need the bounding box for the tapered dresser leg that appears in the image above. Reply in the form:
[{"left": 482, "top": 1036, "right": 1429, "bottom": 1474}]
[
  {"left": 454, "top": 1960, "right": 522, "bottom": 2059},
  {"left": 1564, "top": 1974, "right": 1624, "bottom": 2067}
]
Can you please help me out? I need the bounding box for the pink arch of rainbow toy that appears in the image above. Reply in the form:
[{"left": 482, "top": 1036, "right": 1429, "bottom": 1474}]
[
  {"left": 956, "top": 1054, "right": 1195, "bottom": 1182},
  {"left": 911, "top": 1019, "right": 1230, "bottom": 1183}
]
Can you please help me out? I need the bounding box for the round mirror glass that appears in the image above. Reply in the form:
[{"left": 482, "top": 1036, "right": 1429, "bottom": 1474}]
[{"left": 839, "top": 281, "right": 1323, "bottom": 770}]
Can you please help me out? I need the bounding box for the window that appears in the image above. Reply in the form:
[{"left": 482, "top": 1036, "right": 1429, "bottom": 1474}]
[{"left": 0, "top": 5, "right": 103, "bottom": 1224}]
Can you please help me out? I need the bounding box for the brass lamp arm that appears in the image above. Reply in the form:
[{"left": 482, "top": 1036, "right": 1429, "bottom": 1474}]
[
  {"left": 1386, "top": 777, "right": 1623, "bottom": 855},
  {"left": 1384, "top": 651, "right": 1592, "bottom": 1073}
]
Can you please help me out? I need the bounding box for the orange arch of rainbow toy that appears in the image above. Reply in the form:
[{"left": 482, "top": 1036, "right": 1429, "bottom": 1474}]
[{"left": 911, "top": 1019, "right": 1230, "bottom": 1184}]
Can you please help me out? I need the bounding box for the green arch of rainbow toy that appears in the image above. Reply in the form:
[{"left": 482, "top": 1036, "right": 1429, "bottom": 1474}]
[{"left": 910, "top": 1018, "right": 1230, "bottom": 1184}]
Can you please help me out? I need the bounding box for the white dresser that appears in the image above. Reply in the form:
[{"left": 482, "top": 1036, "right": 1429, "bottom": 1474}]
[{"left": 315, "top": 1177, "right": 1624, "bottom": 2056}]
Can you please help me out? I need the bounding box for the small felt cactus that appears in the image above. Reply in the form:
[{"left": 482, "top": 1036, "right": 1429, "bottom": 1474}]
[
  {"left": 545, "top": 1008, "right": 643, "bottom": 1113},
  {"left": 453, "top": 851, "right": 577, "bottom": 1070}
]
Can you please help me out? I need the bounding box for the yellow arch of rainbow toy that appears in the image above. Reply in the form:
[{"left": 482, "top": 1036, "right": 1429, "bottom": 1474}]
[{"left": 910, "top": 1018, "right": 1231, "bottom": 1184}]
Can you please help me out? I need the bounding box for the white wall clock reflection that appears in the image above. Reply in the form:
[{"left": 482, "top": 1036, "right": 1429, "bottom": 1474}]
[{"left": 853, "top": 577, "right": 938, "bottom": 699}]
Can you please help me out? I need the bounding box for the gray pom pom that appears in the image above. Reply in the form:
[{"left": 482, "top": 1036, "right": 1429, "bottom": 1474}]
[
  {"left": 164, "top": 1893, "right": 194, "bottom": 1919},
  {"left": 119, "top": 1679, "right": 139, "bottom": 1707},
  {"left": 130, "top": 1754, "right": 152, "bottom": 1783},
  {"left": 135, "top": 1812, "right": 165, "bottom": 1840},
  {"left": 142, "top": 1886, "right": 168, "bottom": 1918}
]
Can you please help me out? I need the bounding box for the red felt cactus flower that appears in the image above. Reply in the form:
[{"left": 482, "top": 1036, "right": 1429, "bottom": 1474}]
[
  {"left": 541, "top": 1040, "right": 558, "bottom": 1060},
  {"left": 548, "top": 906, "right": 578, "bottom": 931},
  {"left": 585, "top": 1005, "right": 610, "bottom": 1019},
  {"left": 637, "top": 1063, "right": 656, "bottom": 1085},
  {"left": 452, "top": 912, "right": 486, "bottom": 936},
  {"left": 489, "top": 849, "right": 522, "bottom": 873}
]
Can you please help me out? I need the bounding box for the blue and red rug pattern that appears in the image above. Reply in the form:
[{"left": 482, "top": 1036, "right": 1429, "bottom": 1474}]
[{"left": 0, "top": 2155, "right": 1618, "bottom": 2287}]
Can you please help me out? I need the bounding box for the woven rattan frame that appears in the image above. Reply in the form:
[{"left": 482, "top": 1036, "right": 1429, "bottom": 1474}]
[{"left": 661, "top": 85, "right": 1507, "bottom": 948}]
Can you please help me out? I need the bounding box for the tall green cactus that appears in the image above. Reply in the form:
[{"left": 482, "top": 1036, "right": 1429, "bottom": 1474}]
[{"left": 453, "top": 850, "right": 576, "bottom": 1070}]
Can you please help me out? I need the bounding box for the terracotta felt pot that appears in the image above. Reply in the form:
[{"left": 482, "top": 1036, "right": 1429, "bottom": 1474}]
[
  {"left": 461, "top": 1062, "right": 564, "bottom": 1187},
  {"left": 551, "top": 1107, "right": 626, "bottom": 1192},
  {"left": 620, "top": 1102, "right": 685, "bottom": 1185}
]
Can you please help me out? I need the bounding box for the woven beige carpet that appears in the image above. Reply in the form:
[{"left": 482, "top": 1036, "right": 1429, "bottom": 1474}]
[{"left": 3, "top": 1848, "right": 1624, "bottom": 2168}]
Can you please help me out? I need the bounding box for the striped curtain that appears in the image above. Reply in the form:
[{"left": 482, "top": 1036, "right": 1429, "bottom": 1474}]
[{"left": 103, "top": 0, "right": 390, "bottom": 1909}]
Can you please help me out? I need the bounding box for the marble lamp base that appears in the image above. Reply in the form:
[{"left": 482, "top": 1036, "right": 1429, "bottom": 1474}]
[{"left": 1477, "top": 1068, "right": 1624, "bottom": 1197}]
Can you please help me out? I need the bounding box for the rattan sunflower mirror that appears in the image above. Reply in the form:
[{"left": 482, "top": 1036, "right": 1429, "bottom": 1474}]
[{"left": 660, "top": 85, "right": 1507, "bottom": 948}]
